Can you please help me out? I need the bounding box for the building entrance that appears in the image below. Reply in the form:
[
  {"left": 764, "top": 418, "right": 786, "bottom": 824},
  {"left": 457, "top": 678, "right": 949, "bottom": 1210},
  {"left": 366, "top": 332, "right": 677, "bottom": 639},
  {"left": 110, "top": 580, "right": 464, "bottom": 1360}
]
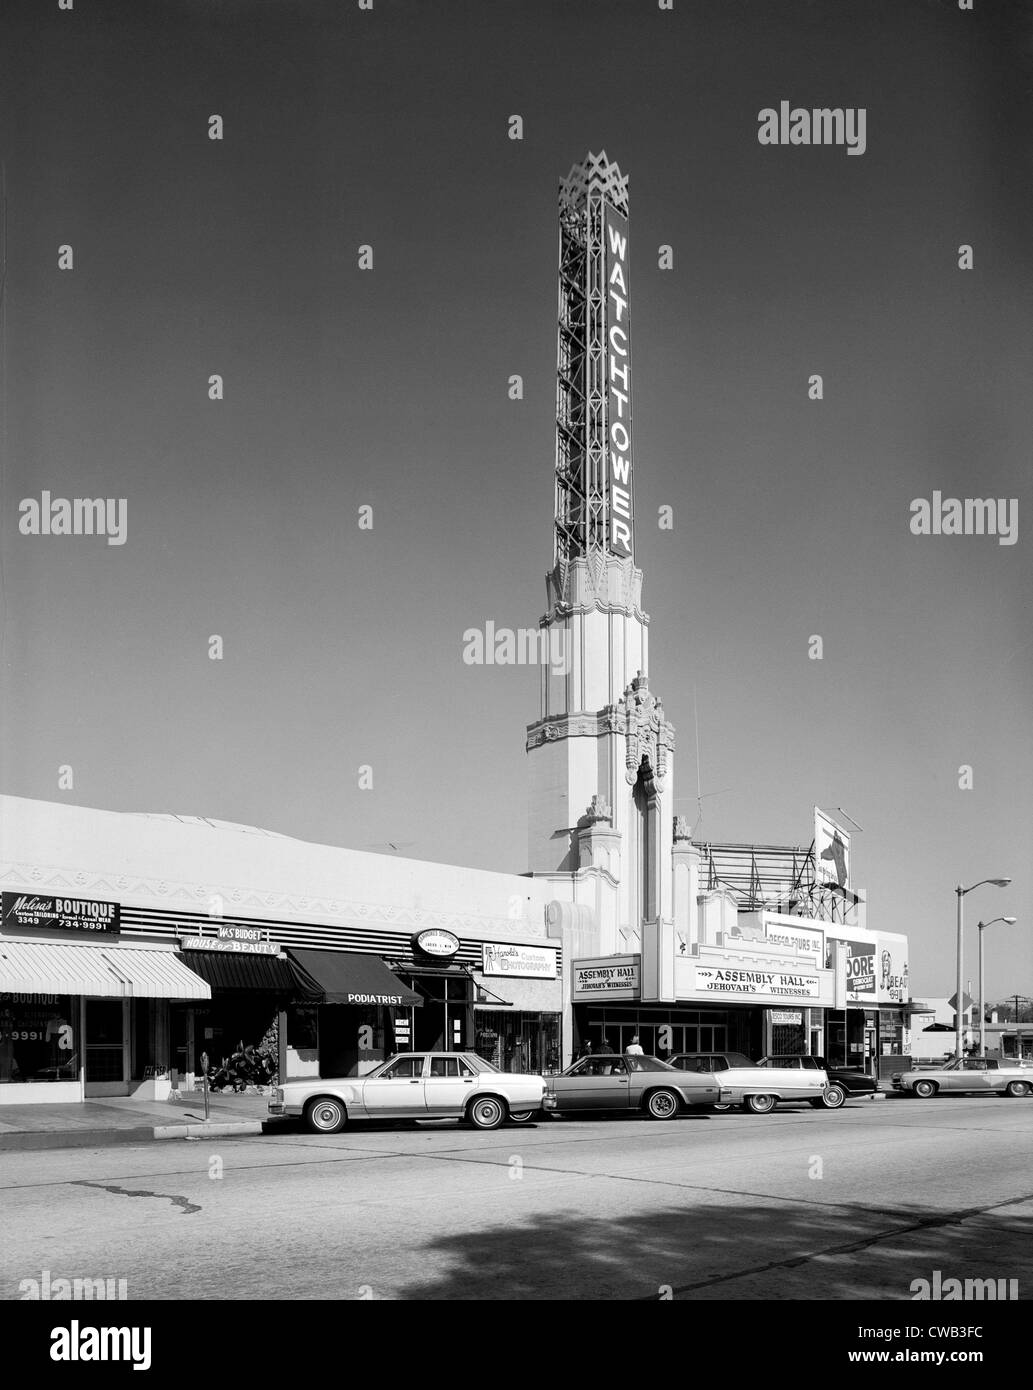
[{"left": 84, "top": 998, "right": 128, "bottom": 1096}]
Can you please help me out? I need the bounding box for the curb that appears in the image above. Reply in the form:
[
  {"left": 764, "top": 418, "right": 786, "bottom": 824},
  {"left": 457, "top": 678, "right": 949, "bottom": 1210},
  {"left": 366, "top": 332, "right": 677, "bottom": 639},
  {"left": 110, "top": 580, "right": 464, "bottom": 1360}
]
[
  {"left": 153, "top": 1120, "right": 266, "bottom": 1140},
  {"left": 0, "top": 1127, "right": 157, "bottom": 1153},
  {"left": 0, "top": 1116, "right": 291, "bottom": 1153}
]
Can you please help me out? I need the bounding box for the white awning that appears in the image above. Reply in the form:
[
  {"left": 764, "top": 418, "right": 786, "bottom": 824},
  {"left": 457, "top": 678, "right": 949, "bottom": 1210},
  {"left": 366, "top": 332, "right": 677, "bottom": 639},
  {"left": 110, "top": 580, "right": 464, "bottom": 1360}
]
[{"left": 0, "top": 938, "right": 211, "bottom": 1000}]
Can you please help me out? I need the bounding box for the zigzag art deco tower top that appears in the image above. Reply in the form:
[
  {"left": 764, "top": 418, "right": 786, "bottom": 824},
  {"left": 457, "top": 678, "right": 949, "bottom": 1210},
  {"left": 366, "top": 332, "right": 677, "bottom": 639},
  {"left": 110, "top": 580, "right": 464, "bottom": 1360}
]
[{"left": 527, "top": 153, "right": 678, "bottom": 988}]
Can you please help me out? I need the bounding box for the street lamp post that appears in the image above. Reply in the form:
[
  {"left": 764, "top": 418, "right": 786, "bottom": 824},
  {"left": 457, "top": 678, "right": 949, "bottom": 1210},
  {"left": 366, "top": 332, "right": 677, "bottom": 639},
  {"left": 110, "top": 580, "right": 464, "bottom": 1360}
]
[
  {"left": 956, "top": 878, "right": 1011, "bottom": 1061},
  {"left": 977, "top": 917, "right": 1017, "bottom": 1057}
]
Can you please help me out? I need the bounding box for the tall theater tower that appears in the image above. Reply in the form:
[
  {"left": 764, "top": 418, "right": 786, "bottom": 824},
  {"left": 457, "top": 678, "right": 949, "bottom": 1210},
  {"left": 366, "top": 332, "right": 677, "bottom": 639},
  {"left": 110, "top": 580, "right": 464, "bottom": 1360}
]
[{"left": 528, "top": 152, "right": 677, "bottom": 991}]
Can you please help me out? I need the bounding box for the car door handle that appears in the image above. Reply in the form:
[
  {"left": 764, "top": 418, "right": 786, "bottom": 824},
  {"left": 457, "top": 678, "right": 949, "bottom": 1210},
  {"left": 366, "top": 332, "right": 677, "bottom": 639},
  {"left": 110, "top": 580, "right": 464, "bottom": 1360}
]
[{"left": 409, "top": 1080, "right": 422, "bottom": 1084}]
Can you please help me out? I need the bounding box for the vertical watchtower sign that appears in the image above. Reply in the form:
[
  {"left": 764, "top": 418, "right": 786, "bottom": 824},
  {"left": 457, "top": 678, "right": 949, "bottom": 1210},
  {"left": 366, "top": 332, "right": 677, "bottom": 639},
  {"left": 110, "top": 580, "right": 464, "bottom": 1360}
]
[
  {"left": 604, "top": 207, "right": 634, "bottom": 559},
  {"left": 554, "top": 152, "right": 636, "bottom": 567}
]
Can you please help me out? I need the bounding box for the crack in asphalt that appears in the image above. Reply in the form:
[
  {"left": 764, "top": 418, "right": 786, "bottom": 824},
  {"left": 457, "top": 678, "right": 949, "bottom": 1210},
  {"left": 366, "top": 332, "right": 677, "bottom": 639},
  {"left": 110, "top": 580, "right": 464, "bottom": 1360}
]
[
  {"left": 634, "top": 1189, "right": 1033, "bottom": 1299},
  {"left": 72, "top": 1180, "right": 201, "bottom": 1215}
]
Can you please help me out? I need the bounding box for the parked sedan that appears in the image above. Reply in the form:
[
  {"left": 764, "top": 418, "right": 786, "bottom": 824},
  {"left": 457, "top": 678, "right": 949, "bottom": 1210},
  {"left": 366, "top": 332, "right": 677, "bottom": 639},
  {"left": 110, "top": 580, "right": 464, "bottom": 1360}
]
[
  {"left": 542, "top": 1053, "right": 722, "bottom": 1120},
  {"left": 892, "top": 1057, "right": 1033, "bottom": 1098},
  {"left": 760, "top": 1054, "right": 878, "bottom": 1097},
  {"left": 269, "top": 1051, "right": 545, "bottom": 1132},
  {"left": 668, "top": 1052, "right": 845, "bottom": 1112}
]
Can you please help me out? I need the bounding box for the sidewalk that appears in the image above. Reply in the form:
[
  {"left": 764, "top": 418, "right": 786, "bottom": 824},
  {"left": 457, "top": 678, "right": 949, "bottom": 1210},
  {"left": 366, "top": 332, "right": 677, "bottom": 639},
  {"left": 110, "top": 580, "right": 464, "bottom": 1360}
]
[{"left": 0, "top": 1089, "right": 291, "bottom": 1152}]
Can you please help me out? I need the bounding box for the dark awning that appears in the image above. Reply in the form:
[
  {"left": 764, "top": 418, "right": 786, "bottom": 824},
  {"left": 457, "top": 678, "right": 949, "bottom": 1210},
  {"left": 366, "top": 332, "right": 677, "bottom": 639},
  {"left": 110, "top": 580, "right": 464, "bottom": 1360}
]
[
  {"left": 386, "top": 957, "right": 476, "bottom": 978},
  {"left": 286, "top": 949, "right": 422, "bottom": 1008},
  {"left": 178, "top": 950, "right": 300, "bottom": 993}
]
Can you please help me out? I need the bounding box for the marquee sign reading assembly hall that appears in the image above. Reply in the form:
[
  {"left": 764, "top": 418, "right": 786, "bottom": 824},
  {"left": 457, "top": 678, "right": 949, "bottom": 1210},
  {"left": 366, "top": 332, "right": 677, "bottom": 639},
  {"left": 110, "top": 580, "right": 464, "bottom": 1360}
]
[{"left": 0, "top": 153, "right": 909, "bottom": 1104}]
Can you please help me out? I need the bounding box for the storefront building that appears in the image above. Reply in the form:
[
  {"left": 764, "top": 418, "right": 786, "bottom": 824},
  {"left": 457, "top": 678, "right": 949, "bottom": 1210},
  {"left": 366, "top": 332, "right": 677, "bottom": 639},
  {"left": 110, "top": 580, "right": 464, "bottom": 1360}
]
[
  {"left": 0, "top": 890, "right": 211, "bottom": 1103},
  {"left": 0, "top": 796, "right": 567, "bottom": 1101}
]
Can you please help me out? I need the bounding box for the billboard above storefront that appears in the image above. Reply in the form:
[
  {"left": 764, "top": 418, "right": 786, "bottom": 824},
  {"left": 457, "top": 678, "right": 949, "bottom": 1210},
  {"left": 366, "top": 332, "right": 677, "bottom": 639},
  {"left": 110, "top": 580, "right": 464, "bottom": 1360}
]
[
  {"left": 762, "top": 912, "right": 824, "bottom": 957},
  {"left": 828, "top": 928, "right": 910, "bottom": 1004},
  {"left": 814, "top": 808, "right": 850, "bottom": 890}
]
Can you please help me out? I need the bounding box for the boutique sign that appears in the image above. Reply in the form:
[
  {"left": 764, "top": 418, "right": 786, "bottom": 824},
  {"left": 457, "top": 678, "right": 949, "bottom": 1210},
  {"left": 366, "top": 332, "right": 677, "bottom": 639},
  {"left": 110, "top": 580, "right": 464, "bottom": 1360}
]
[{"left": 2, "top": 892, "right": 119, "bottom": 935}]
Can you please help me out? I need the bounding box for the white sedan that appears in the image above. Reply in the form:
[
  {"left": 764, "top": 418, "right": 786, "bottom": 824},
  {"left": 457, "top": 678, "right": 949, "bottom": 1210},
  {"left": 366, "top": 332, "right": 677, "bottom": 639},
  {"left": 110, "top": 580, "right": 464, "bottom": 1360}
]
[
  {"left": 269, "top": 1051, "right": 545, "bottom": 1132},
  {"left": 892, "top": 1057, "right": 1033, "bottom": 1098}
]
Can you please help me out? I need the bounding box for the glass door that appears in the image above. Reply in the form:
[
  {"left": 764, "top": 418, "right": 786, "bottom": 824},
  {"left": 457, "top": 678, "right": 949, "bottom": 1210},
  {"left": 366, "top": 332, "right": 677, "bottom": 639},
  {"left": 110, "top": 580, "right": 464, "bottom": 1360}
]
[{"left": 84, "top": 998, "right": 129, "bottom": 1096}]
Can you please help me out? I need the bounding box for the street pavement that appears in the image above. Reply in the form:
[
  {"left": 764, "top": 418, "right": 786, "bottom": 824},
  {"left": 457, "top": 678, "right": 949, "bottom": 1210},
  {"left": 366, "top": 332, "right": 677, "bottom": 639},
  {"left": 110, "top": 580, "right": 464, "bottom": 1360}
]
[{"left": 0, "top": 1094, "right": 1030, "bottom": 1302}]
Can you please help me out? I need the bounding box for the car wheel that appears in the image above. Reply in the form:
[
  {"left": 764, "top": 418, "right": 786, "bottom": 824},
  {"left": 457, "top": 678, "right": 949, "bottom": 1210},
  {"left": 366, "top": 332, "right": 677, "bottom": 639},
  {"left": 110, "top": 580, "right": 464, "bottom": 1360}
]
[
  {"left": 744, "top": 1093, "right": 777, "bottom": 1115},
  {"left": 820, "top": 1084, "right": 847, "bottom": 1109},
  {"left": 913, "top": 1079, "right": 938, "bottom": 1098},
  {"left": 711, "top": 1103, "right": 733, "bottom": 1112},
  {"left": 468, "top": 1096, "right": 506, "bottom": 1130},
  {"left": 303, "top": 1097, "right": 347, "bottom": 1134},
  {"left": 644, "top": 1088, "right": 680, "bottom": 1120},
  {"left": 507, "top": 1110, "right": 537, "bottom": 1124},
  {"left": 1005, "top": 1080, "right": 1030, "bottom": 1098}
]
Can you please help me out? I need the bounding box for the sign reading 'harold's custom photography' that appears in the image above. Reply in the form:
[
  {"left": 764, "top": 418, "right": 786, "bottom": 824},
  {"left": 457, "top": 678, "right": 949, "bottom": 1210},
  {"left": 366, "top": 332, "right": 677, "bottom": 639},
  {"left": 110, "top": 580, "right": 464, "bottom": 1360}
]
[
  {"left": 757, "top": 102, "right": 867, "bottom": 155},
  {"left": 481, "top": 942, "right": 557, "bottom": 978},
  {"left": 2, "top": 892, "right": 119, "bottom": 934}
]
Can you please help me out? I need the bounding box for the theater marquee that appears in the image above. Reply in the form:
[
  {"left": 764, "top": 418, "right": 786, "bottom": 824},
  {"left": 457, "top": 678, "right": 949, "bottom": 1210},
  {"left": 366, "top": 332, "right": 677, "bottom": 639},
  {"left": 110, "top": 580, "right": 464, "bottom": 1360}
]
[
  {"left": 573, "top": 957, "right": 639, "bottom": 999},
  {"left": 687, "top": 964, "right": 822, "bottom": 1003}
]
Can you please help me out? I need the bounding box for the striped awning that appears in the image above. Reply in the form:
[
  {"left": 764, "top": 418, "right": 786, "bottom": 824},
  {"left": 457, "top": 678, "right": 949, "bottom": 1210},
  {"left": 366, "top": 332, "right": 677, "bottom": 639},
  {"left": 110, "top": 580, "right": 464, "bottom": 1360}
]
[{"left": 0, "top": 938, "right": 211, "bottom": 1000}]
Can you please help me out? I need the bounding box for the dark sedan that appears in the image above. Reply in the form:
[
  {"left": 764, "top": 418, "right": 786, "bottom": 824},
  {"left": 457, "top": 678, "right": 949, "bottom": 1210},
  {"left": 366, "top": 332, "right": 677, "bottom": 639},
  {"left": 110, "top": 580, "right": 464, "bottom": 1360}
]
[
  {"left": 542, "top": 1053, "right": 722, "bottom": 1120},
  {"left": 759, "top": 1054, "right": 878, "bottom": 1096}
]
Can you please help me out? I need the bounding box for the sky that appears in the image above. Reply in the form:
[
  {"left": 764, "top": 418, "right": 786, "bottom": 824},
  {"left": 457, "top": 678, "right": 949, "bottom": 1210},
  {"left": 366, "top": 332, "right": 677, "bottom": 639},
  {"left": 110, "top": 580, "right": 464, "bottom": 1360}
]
[{"left": 1, "top": 0, "right": 1030, "bottom": 1002}]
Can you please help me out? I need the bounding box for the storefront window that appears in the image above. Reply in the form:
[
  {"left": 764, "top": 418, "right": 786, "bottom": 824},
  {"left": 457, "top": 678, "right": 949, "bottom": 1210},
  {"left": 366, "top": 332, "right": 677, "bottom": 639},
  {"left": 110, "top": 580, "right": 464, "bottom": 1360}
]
[
  {"left": 0, "top": 994, "right": 77, "bottom": 1083},
  {"left": 474, "top": 1012, "right": 561, "bottom": 1073}
]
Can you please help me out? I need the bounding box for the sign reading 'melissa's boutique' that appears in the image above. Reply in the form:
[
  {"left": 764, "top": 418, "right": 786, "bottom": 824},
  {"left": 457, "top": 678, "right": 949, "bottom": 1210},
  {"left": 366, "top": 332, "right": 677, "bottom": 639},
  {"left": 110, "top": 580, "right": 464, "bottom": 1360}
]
[
  {"left": 412, "top": 929, "right": 460, "bottom": 960},
  {"left": 2, "top": 891, "right": 119, "bottom": 934}
]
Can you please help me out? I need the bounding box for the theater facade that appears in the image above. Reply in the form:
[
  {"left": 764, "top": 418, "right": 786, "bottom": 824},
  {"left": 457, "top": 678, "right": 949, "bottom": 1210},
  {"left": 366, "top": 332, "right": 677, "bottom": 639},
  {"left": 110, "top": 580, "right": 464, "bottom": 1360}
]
[{"left": 0, "top": 153, "right": 910, "bottom": 1104}]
